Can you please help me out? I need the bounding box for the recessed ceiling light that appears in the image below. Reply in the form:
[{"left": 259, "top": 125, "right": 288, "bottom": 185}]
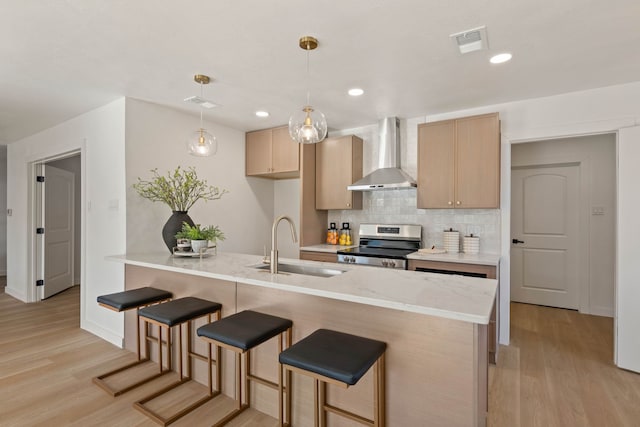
[
  {"left": 255, "top": 110, "right": 269, "bottom": 117},
  {"left": 348, "top": 88, "right": 364, "bottom": 96},
  {"left": 490, "top": 53, "right": 512, "bottom": 64}
]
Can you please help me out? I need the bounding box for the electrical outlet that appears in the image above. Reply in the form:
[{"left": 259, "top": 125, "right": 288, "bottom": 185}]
[
  {"left": 591, "top": 206, "right": 605, "bottom": 216},
  {"left": 7, "top": 208, "right": 12, "bottom": 216}
]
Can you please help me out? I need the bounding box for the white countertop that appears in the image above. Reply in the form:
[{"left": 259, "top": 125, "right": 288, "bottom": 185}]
[
  {"left": 407, "top": 251, "right": 501, "bottom": 267},
  {"left": 108, "top": 252, "right": 497, "bottom": 325},
  {"left": 299, "top": 244, "right": 357, "bottom": 253}
]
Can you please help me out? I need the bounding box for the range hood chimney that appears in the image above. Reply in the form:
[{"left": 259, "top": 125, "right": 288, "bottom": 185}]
[{"left": 347, "top": 117, "right": 417, "bottom": 191}]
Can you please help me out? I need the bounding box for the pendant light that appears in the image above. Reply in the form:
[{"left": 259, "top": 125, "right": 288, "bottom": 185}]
[
  {"left": 288, "top": 36, "right": 327, "bottom": 144},
  {"left": 186, "top": 74, "right": 217, "bottom": 156}
]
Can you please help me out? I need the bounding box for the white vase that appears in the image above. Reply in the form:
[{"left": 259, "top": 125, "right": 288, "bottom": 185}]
[{"left": 190, "top": 240, "right": 209, "bottom": 254}]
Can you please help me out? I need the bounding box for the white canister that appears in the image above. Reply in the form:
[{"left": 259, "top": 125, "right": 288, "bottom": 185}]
[
  {"left": 443, "top": 229, "right": 460, "bottom": 253},
  {"left": 463, "top": 234, "right": 480, "bottom": 254}
]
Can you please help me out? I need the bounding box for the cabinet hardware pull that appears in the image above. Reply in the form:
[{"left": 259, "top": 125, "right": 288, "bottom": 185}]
[
  {"left": 456, "top": 201, "right": 461, "bottom": 205},
  {"left": 512, "top": 239, "right": 525, "bottom": 244},
  {"left": 448, "top": 201, "right": 453, "bottom": 205}
]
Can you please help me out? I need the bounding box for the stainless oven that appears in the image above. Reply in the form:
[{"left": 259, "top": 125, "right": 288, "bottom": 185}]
[{"left": 337, "top": 224, "right": 421, "bottom": 269}]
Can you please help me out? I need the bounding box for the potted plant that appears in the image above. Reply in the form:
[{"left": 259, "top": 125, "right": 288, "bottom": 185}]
[
  {"left": 175, "top": 222, "right": 225, "bottom": 254},
  {"left": 133, "top": 166, "right": 227, "bottom": 252}
]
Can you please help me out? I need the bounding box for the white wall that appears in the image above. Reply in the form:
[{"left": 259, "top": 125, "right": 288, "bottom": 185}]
[
  {"left": 125, "top": 98, "right": 274, "bottom": 256},
  {"left": 47, "top": 155, "right": 82, "bottom": 284},
  {"left": 0, "top": 145, "right": 6, "bottom": 275},
  {"left": 617, "top": 125, "right": 640, "bottom": 373},
  {"left": 6, "top": 98, "right": 127, "bottom": 347}
]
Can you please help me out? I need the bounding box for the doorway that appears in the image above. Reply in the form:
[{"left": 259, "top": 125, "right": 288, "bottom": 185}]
[
  {"left": 510, "top": 133, "right": 616, "bottom": 316},
  {"left": 32, "top": 153, "right": 82, "bottom": 301}
]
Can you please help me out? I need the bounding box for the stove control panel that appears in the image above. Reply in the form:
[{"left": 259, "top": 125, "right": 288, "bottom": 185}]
[{"left": 337, "top": 254, "right": 407, "bottom": 269}]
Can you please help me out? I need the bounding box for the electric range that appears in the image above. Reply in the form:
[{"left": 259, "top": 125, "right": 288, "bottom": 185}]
[{"left": 337, "top": 223, "right": 421, "bottom": 269}]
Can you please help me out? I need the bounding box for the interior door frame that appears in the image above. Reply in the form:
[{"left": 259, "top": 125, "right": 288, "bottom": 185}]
[
  {"left": 500, "top": 116, "right": 630, "bottom": 350},
  {"left": 510, "top": 158, "right": 590, "bottom": 313},
  {"left": 28, "top": 149, "right": 83, "bottom": 303}
]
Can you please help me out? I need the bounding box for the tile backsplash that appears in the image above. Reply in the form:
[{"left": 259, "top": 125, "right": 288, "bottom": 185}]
[{"left": 328, "top": 189, "right": 501, "bottom": 254}]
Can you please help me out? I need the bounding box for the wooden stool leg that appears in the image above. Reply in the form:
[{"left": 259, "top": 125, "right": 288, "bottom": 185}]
[
  {"left": 245, "top": 350, "right": 251, "bottom": 407},
  {"left": 319, "top": 380, "right": 327, "bottom": 427},
  {"left": 313, "top": 378, "right": 320, "bottom": 427},
  {"left": 376, "top": 353, "right": 386, "bottom": 427}
]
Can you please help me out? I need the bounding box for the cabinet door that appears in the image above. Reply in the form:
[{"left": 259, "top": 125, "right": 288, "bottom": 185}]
[
  {"left": 417, "top": 121, "right": 455, "bottom": 208},
  {"left": 316, "top": 136, "right": 362, "bottom": 210},
  {"left": 271, "top": 126, "right": 299, "bottom": 174},
  {"left": 455, "top": 113, "right": 500, "bottom": 208},
  {"left": 246, "top": 129, "right": 272, "bottom": 176},
  {"left": 299, "top": 251, "right": 338, "bottom": 263}
]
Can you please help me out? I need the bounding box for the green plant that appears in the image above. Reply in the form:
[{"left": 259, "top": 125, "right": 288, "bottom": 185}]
[
  {"left": 175, "top": 222, "right": 225, "bottom": 242},
  {"left": 133, "top": 166, "right": 228, "bottom": 211}
]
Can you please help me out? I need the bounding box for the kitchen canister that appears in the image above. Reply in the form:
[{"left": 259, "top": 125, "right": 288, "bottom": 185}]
[
  {"left": 443, "top": 228, "right": 460, "bottom": 253},
  {"left": 463, "top": 234, "right": 480, "bottom": 254}
]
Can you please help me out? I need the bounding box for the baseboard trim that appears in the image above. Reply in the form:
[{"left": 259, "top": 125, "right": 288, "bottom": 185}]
[
  {"left": 81, "top": 319, "right": 124, "bottom": 348},
  {"left": 4, "top": 286, "right": 27, "bottom": 302},
  {"left": 589, "top": 306, "right": 614, "bottom": 318}
]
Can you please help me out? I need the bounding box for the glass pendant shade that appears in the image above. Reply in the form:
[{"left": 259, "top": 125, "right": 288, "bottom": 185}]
[
  {"left": 288, "top": 106, "right": 327, "bottom": 144},
  {"left": 187, "top": 128, "right": 217, "bottom": 156}
]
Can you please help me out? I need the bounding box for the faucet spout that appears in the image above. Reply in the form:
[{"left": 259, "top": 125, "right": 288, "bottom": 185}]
[{"left": 271, "top": 215, "right": 298, "bottom": 274}]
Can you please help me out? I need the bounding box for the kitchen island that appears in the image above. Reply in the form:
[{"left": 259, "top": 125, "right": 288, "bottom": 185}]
[{"left": 109, "top": 252, "right": 497, "bottom": 426}]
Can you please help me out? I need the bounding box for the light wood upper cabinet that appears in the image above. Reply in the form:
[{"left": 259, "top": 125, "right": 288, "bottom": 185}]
[
  {"left": 418, "top": 112, "right": 500, "bottom": 209},
  {"left": 246, "top": 126, "right": 300, "bottom": 178},
  {"left": 316, "top": 135, "right": 363, "bottom": 210}
]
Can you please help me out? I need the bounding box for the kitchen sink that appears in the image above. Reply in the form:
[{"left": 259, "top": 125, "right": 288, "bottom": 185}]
[{"left": 253, "top": 262, "right": 346, "bottom": 278}]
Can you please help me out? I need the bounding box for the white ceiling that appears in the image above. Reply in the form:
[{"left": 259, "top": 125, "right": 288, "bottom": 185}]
[{"left": 1, "top": 0, "right": 639, "bottom": 144}]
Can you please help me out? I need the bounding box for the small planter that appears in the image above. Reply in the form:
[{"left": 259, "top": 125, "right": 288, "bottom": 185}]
[{"left": 190, "top": 240, "right": 209, "bottom": 254}]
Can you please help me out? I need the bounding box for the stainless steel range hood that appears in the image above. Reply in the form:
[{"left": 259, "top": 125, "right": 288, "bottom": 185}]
[{"left": 347, "top": 117, "right": 417, "bottom": 191}]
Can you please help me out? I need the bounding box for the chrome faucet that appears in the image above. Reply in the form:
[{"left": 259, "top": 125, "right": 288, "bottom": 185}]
[{"left": 271, "top": 215, "right": 298, "bottom": 274}]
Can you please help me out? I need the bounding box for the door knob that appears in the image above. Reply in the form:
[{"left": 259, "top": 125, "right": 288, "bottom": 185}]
[{"left": 512, "top": 239, "right": 525, "bottom": 244}]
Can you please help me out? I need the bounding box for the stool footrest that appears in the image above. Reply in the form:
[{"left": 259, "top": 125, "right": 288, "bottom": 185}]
[
  {"left": 92, "top": 359, "right": 170, "bottom": 397},
  {"left": 212, "top": 403, "right": 250, "bottom": 427},
  {"left": 134, "top": 378, "right": 220, "bottom": 426},
  {"left": 324, "top": 402, "right": 374, "bottom": 426}
]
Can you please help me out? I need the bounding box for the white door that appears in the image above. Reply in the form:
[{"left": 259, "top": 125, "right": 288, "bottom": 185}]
[
  {"left": 511, "top": 164, "right": 580, "bottom": 309},
  {"left": 42, "top": 165, "right": 75, "bottom": 299}
]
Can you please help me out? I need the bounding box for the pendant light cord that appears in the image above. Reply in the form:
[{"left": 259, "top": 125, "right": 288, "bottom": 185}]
[
  {"left": 306, "top": 43, "right": 311, "bottom": 106},
  {"left": 199, "top": 81, "right": 204, "bottom": 129}
]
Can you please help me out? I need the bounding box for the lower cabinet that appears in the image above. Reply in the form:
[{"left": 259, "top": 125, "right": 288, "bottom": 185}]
[
  {"left": 299, "top": 251, "right": 338, "bottom": 263},
  {"left": 408, "top": 259, "right": 499, "bottom": 364}
]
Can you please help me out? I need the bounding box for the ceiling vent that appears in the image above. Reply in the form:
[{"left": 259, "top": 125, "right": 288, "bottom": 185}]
[
  {"left": 450, "top": 26, "right": 488, "bottom": 54},
  {"left": 183, "top": 96, "right": 218, "bottom": 109}
]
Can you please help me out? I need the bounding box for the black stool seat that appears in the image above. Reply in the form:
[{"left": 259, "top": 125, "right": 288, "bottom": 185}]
[
  {"left": 97, "top": 287, "right": 172, "bottom": 311},
  {"left": 138, "top": 297, "right": 222, "bottom": 326},
  {"left": 279, "top": 329, "right": 386, "bottom": 386},
  {"left": 197, "top": 310, "right": 293, "bottom": 351}
]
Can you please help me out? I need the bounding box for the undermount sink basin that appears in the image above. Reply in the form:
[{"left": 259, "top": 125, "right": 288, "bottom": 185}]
[{"left": 253, "top": 262, "right": 346, "bottom": 278}]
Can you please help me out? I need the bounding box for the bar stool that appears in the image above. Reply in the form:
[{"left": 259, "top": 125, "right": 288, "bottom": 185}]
[
  {"left": 196, "top": 310, "right": 293, "bottom": 426},
  {"left": 133, "top": 297, "right": 222, "bottom": 426},
  {"left": 279, "top": 329, "right": 386, "bottom": 427},
  {"left": 93, "top": 287, "right": 173, "bottom": 396}
]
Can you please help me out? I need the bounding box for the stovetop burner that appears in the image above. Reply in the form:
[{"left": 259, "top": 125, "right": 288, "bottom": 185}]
[
  {"left": 337, "top": 246, "right": 416, "bottom": 259},
  {"left": 337, "top": 223, "right": 422, "bottom": 269}
]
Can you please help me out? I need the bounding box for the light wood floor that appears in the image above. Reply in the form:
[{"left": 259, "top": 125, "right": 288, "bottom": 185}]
[
  {"left": 1, "top": 285, "right": 640, "bottom": 426},
  {"left": 488, "top": 302, "right": 640, "bottom": 427}
]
